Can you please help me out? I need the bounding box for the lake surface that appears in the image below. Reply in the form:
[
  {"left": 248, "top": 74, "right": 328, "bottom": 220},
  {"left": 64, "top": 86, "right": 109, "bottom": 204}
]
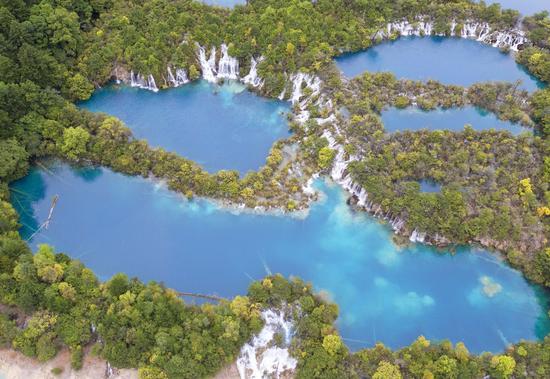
[
  {"left": 79, "top": 81, "right": 290, "bottom": 174},
  {"left": 381, "top": 106, "right": 529, "bottom": 134},
  {"left": 483, "top": 0, "right": 549, "bottom": 15},
  {"left": 11, "top": 162, "right": 550, "bottom": 353},
  {"left": 335, "top": 37, "right": 543, "bottom": 91}
]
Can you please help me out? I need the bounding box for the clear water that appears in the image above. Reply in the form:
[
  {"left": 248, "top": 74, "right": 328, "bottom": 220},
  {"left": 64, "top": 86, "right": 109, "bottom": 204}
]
[
  {"left": 381, "top": 106, "right": 530, "bottom": 135},
  {"left": 79, "top": 81, "right": 291, "bottom": 175},
  {"left": 10, "top": 162, "right": 550, "bottom": 353},
  {"left": 335, "top": 36, "right": 544, "bottom": 91},
  {"left": 482, "top": 0, "right": 549, "bottom": 15},
  {"left": 419, "top": 180, "right": 442, "bottom": 193}
]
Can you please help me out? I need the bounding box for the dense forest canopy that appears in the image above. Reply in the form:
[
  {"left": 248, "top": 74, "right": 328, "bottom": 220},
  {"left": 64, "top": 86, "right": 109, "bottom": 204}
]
[{"left": 1, "top": 0, "right": 550, "bottom": 378}]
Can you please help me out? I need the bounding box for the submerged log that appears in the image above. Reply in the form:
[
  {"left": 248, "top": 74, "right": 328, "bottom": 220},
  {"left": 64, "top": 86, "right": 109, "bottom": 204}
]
[{"left": 177, "top": 292, "right": 226, "bottom": 302}]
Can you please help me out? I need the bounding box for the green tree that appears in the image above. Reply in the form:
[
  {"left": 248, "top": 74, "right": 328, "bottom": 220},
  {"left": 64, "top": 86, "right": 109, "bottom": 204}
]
[
  {"left": 322, "top": 334, "right": 344, "bottom": 356},
  {"left": 490, "top": 355, "right": 516, "bottom": 379},
  {"left": 64, "top": 73, "right": 94, "bottom": 101},
  {"left": 373, "top": 361, "right": 402, "bottom": 379},
  {"left": 318, "top": 147, "right": 335, "bottom": 169},
  {"left": 60, "top": 127, "right": 89, "bottom": 160},
  {"left": 0, "top": 139, "right": 29, "bottom": 181}
]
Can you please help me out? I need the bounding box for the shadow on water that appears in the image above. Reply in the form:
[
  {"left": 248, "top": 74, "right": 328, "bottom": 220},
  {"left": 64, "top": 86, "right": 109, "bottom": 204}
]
[
  {"left": 74, "top": 166, "right": 104, "bottom": 182},
  {"left": 9, "top": 168, "right": 48, "bottom": 240}
]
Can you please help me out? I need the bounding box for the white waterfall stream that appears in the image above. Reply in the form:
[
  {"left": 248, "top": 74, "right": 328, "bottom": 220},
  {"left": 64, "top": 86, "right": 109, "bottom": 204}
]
[
  {"left": 377, "top": 18, "right": 527, "bottom": 51},
  {"left": 236, "top": 309, "right": 297, "bottom": 379}
]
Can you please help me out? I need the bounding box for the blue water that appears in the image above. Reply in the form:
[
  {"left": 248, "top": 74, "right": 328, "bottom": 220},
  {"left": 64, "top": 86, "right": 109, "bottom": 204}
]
[
  {"left": 419, "top": 180, "right": 442, "bottom": 193},
  {"left": 79, "top": 81, "right": 291, "bottom": 174},
  {"left": 381, "top": 106, "right": 530, "bottom": 134},
  {"left": 10, "top": 162, "right": 550, "bottom": 353},
  {"left": 335, "top": 36, "right": 543, "bottom": 91},
  {"left": 483, "top": 0, "right": 549, "bottom": 15}
]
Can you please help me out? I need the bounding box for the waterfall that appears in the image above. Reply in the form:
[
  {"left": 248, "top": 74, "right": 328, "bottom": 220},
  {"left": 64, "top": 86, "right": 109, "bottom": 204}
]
[
  {"left": 217, "top": 43, "right": 239, "bottom": 80},
  {"left": 129, "top": 71, "right": 158, "bottom": 92},
  {"left": 242, "top": 56, "right": 265, "bottom": 88},
  {"left": 409, "top": 229, "right": 426, "bottom": 243},
  {"left": 302, "top": 177, "right": 316, "bottom": 196},
  {"left": 147, "top": 74, "right": 158, "bottom": 91},
  {"left": 236, "top": 309, "right": 297, "bottom": 379},
  {"left": 197, "top": 43, "right": 245, "bottom": 83},
  {"left": 197, "top": 45, "right": 218, "bottom": 83},
  {"left": 290, "top": 73, "right": 305, "bottom": 105},
  {"left": 167, "top": 66, "right": 189, "bottom": 87},
  {"left": 379, "top": 18, "right": 527, "bottom": 51},
  {"left": 290, "top": 73, "right": 322, "bottom": 106}
]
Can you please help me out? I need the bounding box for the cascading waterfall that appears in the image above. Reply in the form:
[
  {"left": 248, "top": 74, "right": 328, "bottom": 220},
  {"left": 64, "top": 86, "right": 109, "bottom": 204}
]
[
  {"left": 217, "top": 43, "right": 240, "bottom": 80},
  {"left": 197, "top": 43, "right": 242, "bottom": 83},
  {"left": 306, "top": 73, "right": 413, "bottom": 236},
  {"left": 236, "top": 310, "right": 297, "bottom": 379},
  {"left": 197, "top": 44, "right": 218, "bottom": 83},
  {"left": 290, "top": 72, "right": 324, "bottom": 124},
  {"left": 377, "top": 18, "right": 527, "bottom": 51},
  {"left": 127, "top": 44, "right": 266, "bottom": 91},
  {"left": 129, "top": 71, "right": 158, "bottom": 92},
  {"left": 290, "top": 72, "right": 306, "bottom": 105},
  {"left": 167, "top": 66, "right": 189, "bottom": 87},
  {"left": 410, "top": 229, "right": 427, "bottom": 243},
  {"left": 242, "top": 56, "right": 265, "bottom": 88}
]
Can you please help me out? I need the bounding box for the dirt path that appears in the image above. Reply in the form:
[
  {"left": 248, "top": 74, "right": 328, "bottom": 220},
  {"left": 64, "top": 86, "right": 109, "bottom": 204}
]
[{"left": 0, "top": 349, "right": 137, "bottom": 379}]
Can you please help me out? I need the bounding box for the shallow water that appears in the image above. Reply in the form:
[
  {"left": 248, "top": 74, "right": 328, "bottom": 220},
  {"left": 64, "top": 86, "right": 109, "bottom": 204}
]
[
  {"left": 419, "top": 180, "right": 442, "bottom": 193},
  {"left": 483, "top": 0, "right": 549, "bottom": 15},
  {"left": 335, "top": 36, "right": 543, "bottom": 91},
  {"left": 11, "top": 162, "right": 550, "bottom": 352},
  {"left": 381, "top": 106, "right": 530, "bottom": 134},
  {"left": 79, "top": 81, "right": 290, "bottom": 174}
]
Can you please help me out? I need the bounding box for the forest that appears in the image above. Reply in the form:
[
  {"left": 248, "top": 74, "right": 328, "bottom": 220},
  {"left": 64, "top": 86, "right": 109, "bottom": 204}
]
[{"left": 0, "top": 0, "right": 550, "bottom": 378}]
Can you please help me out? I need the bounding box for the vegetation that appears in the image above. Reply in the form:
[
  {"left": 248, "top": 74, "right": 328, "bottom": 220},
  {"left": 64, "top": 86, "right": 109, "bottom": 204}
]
[
  {"left": 0, "top": 0, "right": 549, "bottom": 377},
  {"left": 347, "top": 71, "right": 534, "bottom": 127},
  {"left": 0, "top": 236, "right": 263, "bottom": 377},
  {"left": 337, "top": 81, "right": 550, "bottom": 285}
]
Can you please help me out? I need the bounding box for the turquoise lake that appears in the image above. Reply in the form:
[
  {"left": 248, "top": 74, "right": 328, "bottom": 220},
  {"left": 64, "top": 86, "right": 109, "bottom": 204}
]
[
  {"left": 483, "top": 0, "right": 549, "bottom": 15},
  {"left": 10, "top": 162, "right": 550, "bottom": 353},
  {"left": 79, "top": 81, "right": 290, "bottom": 174},
  {"left": 335, "top": 36, "right": 543, "bottom": 91},
  {"left": 381, "top": 106, "right": 530, "bottom": 134}
]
